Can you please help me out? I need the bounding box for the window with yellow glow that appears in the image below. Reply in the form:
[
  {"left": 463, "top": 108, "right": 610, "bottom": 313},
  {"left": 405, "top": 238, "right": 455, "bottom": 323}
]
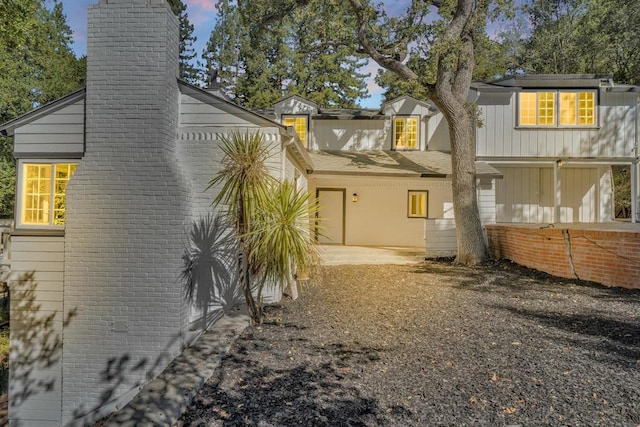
[
  {"left": 394, "top": 117, "right": 419, "bottom": 149},
  {"left": 21, "top": 162, "right": 77, "bottom": 227},
  {"left": 283, "top": 116, "right": 308, "bottom": 147},
  {"left": 519, "top": 91, "right": 596, "bottom": 127},
  {"left": 408, "top": 190, "right": 428, "bottom": 218}
]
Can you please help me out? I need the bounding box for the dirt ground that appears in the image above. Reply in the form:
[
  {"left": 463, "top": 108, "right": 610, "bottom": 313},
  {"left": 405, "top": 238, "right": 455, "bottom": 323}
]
[{"left": 178, "top": 260, "right": 640, "bottom": 426}]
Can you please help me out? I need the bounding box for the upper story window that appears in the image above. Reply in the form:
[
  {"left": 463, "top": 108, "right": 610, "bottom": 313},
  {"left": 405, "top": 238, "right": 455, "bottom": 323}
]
[
  {"left": 19, "top": 161, "right": 77, "bottom": 227},
  {"left": 518, "top": 90, "right": 596, "bottom": 128},
  {"left": 283, "top": 115, "right": 308, "bottom": 148},
  {"left": 393, "top": 116, "right": 419, "bottom": 149}
]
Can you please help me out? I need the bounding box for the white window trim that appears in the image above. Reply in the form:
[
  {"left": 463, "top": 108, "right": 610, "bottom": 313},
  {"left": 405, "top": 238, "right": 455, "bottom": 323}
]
[
  {"left": 517, "top": 90, "right": 598, "bottom": 129},
  {"left": 282, "top": 114, "right": 309, "bottom": 148},
  {"left": 16, "top": 159, "right": 78, "bottom": 230},
  {"left": 393, "top": 115, "right": 421, "bottom": 150}
]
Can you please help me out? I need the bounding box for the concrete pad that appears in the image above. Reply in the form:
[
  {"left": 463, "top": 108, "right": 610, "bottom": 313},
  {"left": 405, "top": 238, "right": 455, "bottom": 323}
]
[
  {"left": 318, "top": 245, "right": 425, "bottom": 266},
  {"left": 100, "top": 309, "right": 250, "bottom": 427}
]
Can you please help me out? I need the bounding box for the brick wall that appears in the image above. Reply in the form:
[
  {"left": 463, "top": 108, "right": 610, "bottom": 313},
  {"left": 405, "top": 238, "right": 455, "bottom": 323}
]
[
  {"left": 486, "top": 225, "right": 640, "bottom": 289},
  {"left": 62, "top": 0, "right": 189, "bottom": 423}
]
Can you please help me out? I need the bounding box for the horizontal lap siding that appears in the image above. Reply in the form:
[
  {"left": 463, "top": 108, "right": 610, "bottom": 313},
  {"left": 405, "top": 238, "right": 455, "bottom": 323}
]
[
  {"left": 14, "top": 101, "right": 85, "bottom": 157},
  {"left": 180, "top": 94, "right": 263, "bottom": 127},
  {"left": 425, "top": 219, "right": 457, "bottom": 257},
  {"left": 9, "top": 236, "right": 65, "bottom": 425}
]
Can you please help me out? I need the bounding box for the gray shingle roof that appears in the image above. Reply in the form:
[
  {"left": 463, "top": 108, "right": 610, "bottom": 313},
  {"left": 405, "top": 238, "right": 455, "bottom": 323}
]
[{"left": 308, "top": 150, "right": 502, "bottom": 177}]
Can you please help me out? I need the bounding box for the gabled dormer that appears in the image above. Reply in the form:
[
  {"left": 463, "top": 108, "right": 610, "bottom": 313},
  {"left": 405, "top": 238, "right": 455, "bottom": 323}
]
[
  {"left": 274, "top": 95, "right": 319, "bottom": 148},
  {"left": 381, "top": 95, "right": 432, "bottom": 151}
]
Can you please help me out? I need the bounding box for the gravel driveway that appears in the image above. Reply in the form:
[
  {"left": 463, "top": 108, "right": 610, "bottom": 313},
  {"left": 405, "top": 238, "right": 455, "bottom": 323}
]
[{"left": 178, "top": 260, "right": 640, "bottom": 426}]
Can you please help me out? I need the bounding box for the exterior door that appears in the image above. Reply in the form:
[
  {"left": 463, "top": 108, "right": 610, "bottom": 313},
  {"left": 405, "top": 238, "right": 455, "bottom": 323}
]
[{"left": 317, "top": 189, "right": 345, "bottom": 244}]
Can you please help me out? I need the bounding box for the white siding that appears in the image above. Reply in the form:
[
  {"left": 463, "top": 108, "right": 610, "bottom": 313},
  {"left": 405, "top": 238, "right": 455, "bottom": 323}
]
[
  {"left": 9, "top": 236, "right": 65, "bottom": 426},
  {"left": 496, "top": 167, "right": 553, "bottom": 223},
  {"left": 427, "top": 112, "right": 451, "bottom": 152},
  {"left": 559, "top": 168, "right": 599, "bottom": 222},
  {"left": 476, "top": 91, "right": 637, "bottom": 159},
  {"left": 13, "top": 100, "right": 85, "bottom": 157},
  {"left": 383, "top": 97, "right": 431, "bottom": 151},
  {"left": 477, "top": 178, "right": 496, "bottom": 224},
  {"left": 180, "top": 94, "right": 264, "bottom": 127},
  {"left": 274, "top": 96, "right": 318, "bottom": 117},
  {"left": 425, "top": 219, "right": 457, "bottom": 258},
  {"left": 310, "top": 119, "right": 389, "bottom": 151},
  {"left": 495, "top": 166, "right": 605, "bottom": 223}
]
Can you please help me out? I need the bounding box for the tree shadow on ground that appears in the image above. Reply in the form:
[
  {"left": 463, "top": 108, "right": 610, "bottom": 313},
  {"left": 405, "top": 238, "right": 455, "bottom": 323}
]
[
  {"left": 185, "top": 360, "right": 397, "bottom": 426},
  {"left": 492, "top": 305, "right": 640, "bottom": 363}
]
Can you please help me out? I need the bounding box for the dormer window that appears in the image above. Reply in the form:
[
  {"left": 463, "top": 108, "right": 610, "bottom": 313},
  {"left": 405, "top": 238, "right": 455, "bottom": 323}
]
[
  {"left": 393, "top": 116, "right": 419, "bottom": 150},
  {"left": 518, "top": 90, "right": 596, "bottom": 128},
  {"left": 283, "top": 115, "right": 308, "bottom": 148}
]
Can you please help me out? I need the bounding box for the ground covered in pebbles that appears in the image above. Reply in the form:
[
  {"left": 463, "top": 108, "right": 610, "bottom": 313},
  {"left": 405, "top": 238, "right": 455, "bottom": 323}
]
[{"left": 178, "top": 260, "right": 640, "bottom": 426}]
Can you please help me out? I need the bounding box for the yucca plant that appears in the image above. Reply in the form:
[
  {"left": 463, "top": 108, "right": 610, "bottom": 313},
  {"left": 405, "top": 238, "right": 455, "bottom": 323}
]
[
  {"left": 208, "top": 131, "right": 276, "bottom": 323},
  {"left": 249, "top": 180, "right": 320, "bottom": 309}
]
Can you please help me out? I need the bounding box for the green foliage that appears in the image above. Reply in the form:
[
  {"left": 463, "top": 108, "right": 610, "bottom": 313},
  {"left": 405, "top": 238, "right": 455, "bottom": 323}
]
[
  {"left": 612, "top": 166, "right": 631, "bottom": 219},
  {"left": 0, "top": 0, "right": 86, "bottom": 218},
  {"left": 520, "top": 0, "right": 640, "bottom": 84},
  {"left": 203, "top": 0, "right": 369, "bottom": 108},
  {"left": 249, "top": 180, "right": 319, "bottom": 287},
  {"left": 208, "top": 131, "right": 319, "bottom": 323},
  {"left": 167, "top": 0, "right": 204, "bottom": 83}
]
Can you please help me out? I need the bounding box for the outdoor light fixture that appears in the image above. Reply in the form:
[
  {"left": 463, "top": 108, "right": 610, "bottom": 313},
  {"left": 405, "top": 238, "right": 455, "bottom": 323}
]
[
  {"left": 352, "top": 193, "right": 358, "bottom": 202},
  {"left": 556, "top": 159, "right": 564, "bottom": 168}
]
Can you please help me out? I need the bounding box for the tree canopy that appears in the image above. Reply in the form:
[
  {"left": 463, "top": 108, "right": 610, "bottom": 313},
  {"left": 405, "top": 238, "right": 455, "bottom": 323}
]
[
  {"left": 203, "top": 0, "right": 370, "bottom": 108},
  {"left": 0, "top": 0, "right": 86, "bottom": 217}
]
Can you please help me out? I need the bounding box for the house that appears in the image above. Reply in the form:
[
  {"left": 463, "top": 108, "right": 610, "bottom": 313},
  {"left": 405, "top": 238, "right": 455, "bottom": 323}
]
[
  {"left": 2, "top": 0, "right": 639, "bottom": 425},
  {"left": 471, "top": 74, "right": 639, "bottom": 224},
  {"left": 0, "top": 1, "right": 311, "bottom": 425}
]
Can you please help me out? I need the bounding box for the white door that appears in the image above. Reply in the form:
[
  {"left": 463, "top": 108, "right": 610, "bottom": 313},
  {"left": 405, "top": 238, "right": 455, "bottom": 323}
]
[{"left": 317, "top": 189, "right": 344, "bottom": 244}]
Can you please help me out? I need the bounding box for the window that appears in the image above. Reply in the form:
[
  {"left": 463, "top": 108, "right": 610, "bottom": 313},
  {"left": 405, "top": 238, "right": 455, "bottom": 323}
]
[
  {"left": 408, "top": 190, "right": 428, "bottom": 218},
  {"left": 283, "top": 115, "right": 308, "bottom": 147},
  {"left": 393, "top": 117, "right": 419, "bottom": 149},
  {"left": 519, "top": 91, "right": 596, "bottom": 127},
  {"left": 20, "top": 162, "right": 77, "bottom": 227}
]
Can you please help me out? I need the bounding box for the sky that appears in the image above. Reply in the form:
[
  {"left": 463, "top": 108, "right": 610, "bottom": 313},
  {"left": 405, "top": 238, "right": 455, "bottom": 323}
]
[
  {"left": 60, "top": 0, "right": 388, "bottom": 107},
  {"left": 58, "top": 0, "right": 520, "bottom": 109}
]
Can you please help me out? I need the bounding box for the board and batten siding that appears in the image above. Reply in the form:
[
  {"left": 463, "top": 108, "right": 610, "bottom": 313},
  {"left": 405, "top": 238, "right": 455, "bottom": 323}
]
[
  {"left": 383, "top": 97, "right": 431, "bottom": 151},
  {"left": 13, "top": 100, "right": 85, "bottom": 157},
  {"left": 476, "top": 91, "right": 637, "bottom": 159},
  {"left": 9, "top": 236, "right": 65, "bottom": 426},
  {"left": 495, "top": 166, "right": 612, "bottom": 223}
]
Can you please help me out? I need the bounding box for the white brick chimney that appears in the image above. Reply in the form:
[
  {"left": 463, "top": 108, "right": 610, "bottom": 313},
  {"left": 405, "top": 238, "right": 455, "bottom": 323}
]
[{"left": 62, "top": 0, "right": 190, "bottom": 423}]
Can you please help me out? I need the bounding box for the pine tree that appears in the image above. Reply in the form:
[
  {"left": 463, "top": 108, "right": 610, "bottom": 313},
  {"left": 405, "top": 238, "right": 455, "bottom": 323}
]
[
  {"left": 167, "top": 0, "right": 203, "bottom": 83},
  {"left": 203, "top": 0, "right": 369, "bottom": 108},
  {"left": 0, "top": 0, "right": 85, "bottom": 217}
]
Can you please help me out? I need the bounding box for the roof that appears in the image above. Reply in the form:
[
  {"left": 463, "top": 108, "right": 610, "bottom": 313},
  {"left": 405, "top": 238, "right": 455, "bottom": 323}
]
[
  {"left": 0, "top": 88, "right": 86, "bottom": 136},
  {"left": 472, "top": 74, "right": 640, "bottom": 92},
  {"left": 273, "top": 94, "right": 320, "bottom": 109},
  {"left": 381, "top": 95, "right": 432, "bottom": 110},
  {"left": 312, "top": 108, "right": 386, "bottom": 120},
  {"left": 308, "top": 150, "right": 502, "bottom": 178}
]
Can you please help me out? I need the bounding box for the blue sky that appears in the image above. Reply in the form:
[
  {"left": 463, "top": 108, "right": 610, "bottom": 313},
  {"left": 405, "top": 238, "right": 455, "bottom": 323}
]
[
  {"left": 60, "top": 0, "right": 389, "bottom": 107},
  {"left": 59, "top": 0, "right": 519, "bottom": 108}
]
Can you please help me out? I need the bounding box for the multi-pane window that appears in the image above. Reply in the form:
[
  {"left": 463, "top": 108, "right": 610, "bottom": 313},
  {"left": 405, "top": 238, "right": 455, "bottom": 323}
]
[
  {"left": 21, "top": 162, "right": 77, "bottom": 226},
  {"left": 283, "top": 116, "right": 308, "bottom": 147},
  {"left": 519, "top": 91, "right": 596, "bottom": 127},
  {"left": 408, "top": 190, "right": 428, "bottom": 218},
  {"left": 394, "top": 117, "right": 419, "bottom": 149}
]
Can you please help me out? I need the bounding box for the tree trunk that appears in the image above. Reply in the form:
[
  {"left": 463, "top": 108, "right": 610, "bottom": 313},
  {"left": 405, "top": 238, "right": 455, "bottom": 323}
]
[
  {"left": 239, "top": 243, "right": 260, "bottom": 324},
  {"left": 442, "top": 103, "right": 488, "bottom": 265}
]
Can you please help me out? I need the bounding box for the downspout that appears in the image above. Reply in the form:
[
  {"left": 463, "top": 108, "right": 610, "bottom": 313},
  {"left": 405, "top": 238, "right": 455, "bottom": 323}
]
[{"left": 632, "top": 94, "right": 640, "bottom": 223}]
